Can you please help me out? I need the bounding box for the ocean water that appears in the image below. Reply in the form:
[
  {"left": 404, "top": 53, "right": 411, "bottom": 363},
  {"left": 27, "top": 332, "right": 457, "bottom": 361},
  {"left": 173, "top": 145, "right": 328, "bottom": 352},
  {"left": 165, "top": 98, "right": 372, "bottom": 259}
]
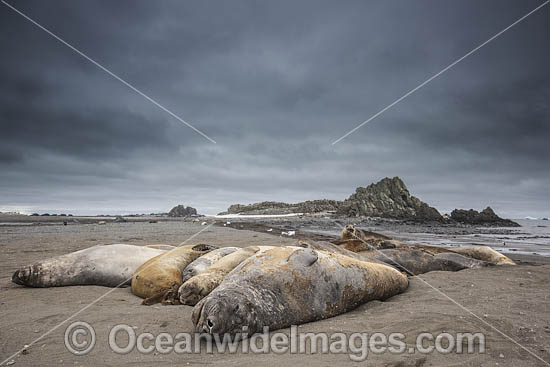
[{"left": 387, "top": 219, "right": 550, "bottom": 257}]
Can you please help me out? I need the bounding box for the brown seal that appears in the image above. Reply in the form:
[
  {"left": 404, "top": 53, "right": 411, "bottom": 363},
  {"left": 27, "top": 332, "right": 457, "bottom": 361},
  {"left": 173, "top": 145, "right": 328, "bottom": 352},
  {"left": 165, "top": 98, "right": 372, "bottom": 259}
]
[
  {"left": 449, "top": 246, "right": 516, "bottom": 265},
  {"left": 131, "top": 243, "right": 217, "bottom": 300},
  {"left": 178, "top": 246, "right": 263, "bottom": 306}
]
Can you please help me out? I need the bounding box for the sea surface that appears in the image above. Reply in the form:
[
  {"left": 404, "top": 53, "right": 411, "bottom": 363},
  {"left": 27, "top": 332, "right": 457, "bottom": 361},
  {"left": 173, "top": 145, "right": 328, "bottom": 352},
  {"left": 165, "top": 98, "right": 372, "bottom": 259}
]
[{"left": 383, "top": 219, "right": 550, "bottom": 257}]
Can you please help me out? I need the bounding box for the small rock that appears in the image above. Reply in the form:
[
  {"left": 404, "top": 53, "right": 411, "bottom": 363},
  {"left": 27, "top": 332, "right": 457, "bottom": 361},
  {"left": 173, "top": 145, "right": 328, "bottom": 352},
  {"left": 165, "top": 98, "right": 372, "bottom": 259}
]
[
  {"left": 168, "top": 205, "right": 198, "bottom": 217},
  {"left": 97, "top": 221, "right": 106, "bottom": 225}
]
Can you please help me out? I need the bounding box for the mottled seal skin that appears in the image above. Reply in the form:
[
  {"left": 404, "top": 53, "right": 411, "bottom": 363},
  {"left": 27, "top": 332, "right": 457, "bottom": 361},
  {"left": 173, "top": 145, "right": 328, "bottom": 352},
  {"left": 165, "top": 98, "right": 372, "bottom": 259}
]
[
  {"left": 341, "top": 224, "right": 391, "bottom": 241},
  {"left": 339, "top": 225, "right": 400, "bottom": 251},
  {"left": 192, "top": 247, "right": 408, "bottom": 335},
  {"left": 178, "top": 246, "right": 264, "bottom": 306},
  {"left": 12, "top": 244, "right": 167, "bottom": 288},
  {"left": 181, "top": 247, "right": 239, "bottom": 283},
  {"left": 294, "top": 239, "right": 375, "bottom": 261},
  {"left": 371, "top": 249, "right": 490, "bottom": 275},
  {"left": 449, "top": 246, "right": 516, "bottom": 265},
  {"left": 131, "top": 243, "right": 217, "bottom": 299}
]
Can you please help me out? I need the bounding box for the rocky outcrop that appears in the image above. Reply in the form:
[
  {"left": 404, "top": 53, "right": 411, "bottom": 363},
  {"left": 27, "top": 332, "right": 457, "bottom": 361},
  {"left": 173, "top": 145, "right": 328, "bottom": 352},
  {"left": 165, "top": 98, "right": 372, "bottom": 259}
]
[
  {"left": 225, "top": 200, "right": 341, "bottom": 215},
  {"left": 339, "top": 177, "right": 442, "bottom": 221},
  {"left": 220, "top": 177, "right": 519, "bottom": 226},
  {"left": 168, "top": 205, "right": 198, "bottom": 217},
  {"left": 450, "top": 207, "right": 520, "bottom": 227},
  {"left": 222, "top": 177, "right": 442, "bottom": 222}
]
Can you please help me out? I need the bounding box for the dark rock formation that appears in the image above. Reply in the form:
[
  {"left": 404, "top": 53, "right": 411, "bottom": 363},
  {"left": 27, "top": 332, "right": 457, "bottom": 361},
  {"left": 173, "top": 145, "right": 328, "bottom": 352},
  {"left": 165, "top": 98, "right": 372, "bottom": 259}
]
[
  {"left": 168, "top": 205, "right": 198, "bottom": 217},
  {"left": 221, "top": 177, "right": 442, "bottom": 222},
  {"left": 339, "top": 177, "right": 442, "bottom": 221},
  {"left": 225, "top": 200, "right": 341, "bottom": 215},
  {"left": 450, "top": 207, "right": 520, "bottom": 227}
]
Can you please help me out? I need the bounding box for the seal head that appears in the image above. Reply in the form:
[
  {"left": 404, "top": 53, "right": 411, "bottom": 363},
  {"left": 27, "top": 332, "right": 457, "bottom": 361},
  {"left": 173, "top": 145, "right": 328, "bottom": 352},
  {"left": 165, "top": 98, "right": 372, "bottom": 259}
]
[{"left": 192, "top": 293, "right": 259, "bottom": 335}]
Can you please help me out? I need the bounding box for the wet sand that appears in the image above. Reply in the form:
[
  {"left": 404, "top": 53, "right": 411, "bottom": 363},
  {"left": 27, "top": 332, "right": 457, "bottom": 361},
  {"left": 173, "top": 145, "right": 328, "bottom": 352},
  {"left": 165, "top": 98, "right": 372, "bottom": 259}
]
[{"left": 1, "top": 218, "right": 550, "bottom": 366}]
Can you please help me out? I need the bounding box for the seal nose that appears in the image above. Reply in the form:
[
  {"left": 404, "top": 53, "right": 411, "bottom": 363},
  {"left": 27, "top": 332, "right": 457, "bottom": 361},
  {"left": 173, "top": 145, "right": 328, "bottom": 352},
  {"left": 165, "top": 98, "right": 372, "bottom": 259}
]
[
  {"left": 206, "top": 317, "right": 215, "bottom": 333},
  {"left": 12, "top": 269, "right": 25, "bottom": 285}
]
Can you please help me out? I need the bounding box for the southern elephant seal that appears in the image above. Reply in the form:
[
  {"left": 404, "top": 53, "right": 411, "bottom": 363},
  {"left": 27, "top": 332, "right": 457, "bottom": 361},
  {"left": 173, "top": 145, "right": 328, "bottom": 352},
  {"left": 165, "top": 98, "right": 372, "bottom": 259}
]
[
  {"left": 449, "top": 246, "right": 515, "bottom": 265},
  {"left": 192, "top": 247, "right": 408, "bottom": 335},
  {"left": 132, "top": 243, "right": 217, "bottom": 300},
  {"left": 294, "top": 239, "right": 368, "bottom": 260},
  {"left": 369, "top": 248, "right": 490, "bottom": 275},
  {"left": 341, "top": 224, "right": 391, "bottom": 241},
  {"left": 338, "top": 225, "right": 401, "bottom": 251},
  {"left": 181, "top": 247, "right": 239, "bottom": 283},
  {"left": 12, "top": 244, "right": 167, "bottom": 288},
  {"left": 293, "top": 239, "right": 391, "bottom": 266},
  {"left": 178, "top": 246, "right": 265, "bottom": 306}
]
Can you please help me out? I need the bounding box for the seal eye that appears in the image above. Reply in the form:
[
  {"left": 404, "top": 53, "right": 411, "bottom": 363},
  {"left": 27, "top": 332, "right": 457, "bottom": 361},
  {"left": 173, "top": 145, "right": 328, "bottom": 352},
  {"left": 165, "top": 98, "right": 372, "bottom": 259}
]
[{"left": 207, "top": 318, "right": 214, "bottom": 328}]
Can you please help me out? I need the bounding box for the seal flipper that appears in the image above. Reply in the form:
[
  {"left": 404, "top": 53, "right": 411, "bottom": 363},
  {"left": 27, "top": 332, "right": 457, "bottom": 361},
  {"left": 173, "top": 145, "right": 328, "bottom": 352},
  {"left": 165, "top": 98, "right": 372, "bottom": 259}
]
[
  {"left": 191, "top": 297, "right": 206, "bottom": 327},
  {"left": 141, "top": 291, "right": 168, "bottom": 306},
  {"left": 287, "top": 248, "right": 318, "bottom": 266}
]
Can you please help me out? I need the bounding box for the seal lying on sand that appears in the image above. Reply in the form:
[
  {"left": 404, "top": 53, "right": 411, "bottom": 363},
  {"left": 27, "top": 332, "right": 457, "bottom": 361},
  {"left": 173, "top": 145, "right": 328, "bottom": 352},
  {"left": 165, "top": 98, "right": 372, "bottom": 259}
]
[
  {"left": 192, "top": 247, "right": 408, "bottom": 335},
  {"left": 294, "top": 239, "right": 368, "bottom": 259},
  {"left": 178, "top": 246, "right": 264, "bottom": 306},
  {"left": 181, "top": 247, "right": 239, "bottom": 283},
  {"left": 367, "top": 249, "right": 490, "bottom": 275},
  {"left": 132, "top": 243, "right": 217, "bottom": 300},
  {"left": 449, "top": 246, "right": 516, "bottom": 265},
  {"left": 338, "top": 225, "right": 400, "bottom": 251},
  {"left": 12, "top": 244, "right": 167, "bottom": 287},
  {"left": 341, "top": 224, "right": 391, "bottom": 241},
  {"left": 339, "top": 225, "right": 515, "bottom": 268}
]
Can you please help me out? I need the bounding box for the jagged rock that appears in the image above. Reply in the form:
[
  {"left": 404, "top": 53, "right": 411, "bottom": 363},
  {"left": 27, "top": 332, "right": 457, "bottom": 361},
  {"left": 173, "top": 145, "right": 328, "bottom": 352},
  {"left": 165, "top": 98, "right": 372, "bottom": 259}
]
[
  {"left": 339, "top": 177, "right": 442, "bottom": 221},
  {"left": 168, "top": 205, "right": 198, "bottom": 217},
  {"left": 450, "top": 207, "right": 520, "bottom": 227},
  {"left": 221, "top": 177, "right": 442, "bottom": 222}
]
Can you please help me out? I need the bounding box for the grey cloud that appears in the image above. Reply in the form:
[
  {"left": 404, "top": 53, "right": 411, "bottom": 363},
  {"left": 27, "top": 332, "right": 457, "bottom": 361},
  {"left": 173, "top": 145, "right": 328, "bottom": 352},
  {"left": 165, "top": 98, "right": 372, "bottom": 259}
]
[{"left": 0, "top": 0, "right": 548, "bottom": 217}]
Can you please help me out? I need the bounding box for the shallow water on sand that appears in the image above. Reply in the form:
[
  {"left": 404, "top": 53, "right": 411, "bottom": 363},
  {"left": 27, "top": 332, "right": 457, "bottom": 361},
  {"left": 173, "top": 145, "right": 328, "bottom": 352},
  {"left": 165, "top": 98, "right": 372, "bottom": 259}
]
[{"left": 384, "top": 219, "right": 550, "bottom": 257}]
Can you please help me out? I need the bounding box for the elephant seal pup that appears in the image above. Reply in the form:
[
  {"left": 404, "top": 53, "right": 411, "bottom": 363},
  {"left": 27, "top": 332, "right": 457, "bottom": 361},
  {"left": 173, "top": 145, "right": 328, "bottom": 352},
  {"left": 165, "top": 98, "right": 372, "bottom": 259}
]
[
  {"left": 450, "top": 246, "right": 515, "bottom": 265},
  {"left": 132, "top": 243, "right": 217, "bottom": 300},
  {"left": 192, "top": 247, "right": 408, "bottom": 335},
  {"left": 12, "top": 244, "right": 167, "bottom": 288},
  {"left": 181, "top": 247, "right": 239, "bottom": 283},
  {"left": 178, "top": 246, "right": 265, "bottom": 306},
  {"left": 371, "top": 249, "right": 490, "bottom": 275}
]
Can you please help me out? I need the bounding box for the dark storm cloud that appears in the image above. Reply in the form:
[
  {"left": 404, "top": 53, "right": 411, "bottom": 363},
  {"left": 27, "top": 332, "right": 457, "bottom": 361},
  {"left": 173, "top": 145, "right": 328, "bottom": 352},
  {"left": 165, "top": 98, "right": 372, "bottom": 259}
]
[{"left": 0, "top": 0, "right": 548, "bottom": 217}]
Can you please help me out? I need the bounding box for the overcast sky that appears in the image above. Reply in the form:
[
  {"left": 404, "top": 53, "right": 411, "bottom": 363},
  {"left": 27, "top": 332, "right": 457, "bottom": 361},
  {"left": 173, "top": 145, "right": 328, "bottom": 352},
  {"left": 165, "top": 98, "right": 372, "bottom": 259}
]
[{"left": 0, "top": 0, "right": 548, "bottom": 217}]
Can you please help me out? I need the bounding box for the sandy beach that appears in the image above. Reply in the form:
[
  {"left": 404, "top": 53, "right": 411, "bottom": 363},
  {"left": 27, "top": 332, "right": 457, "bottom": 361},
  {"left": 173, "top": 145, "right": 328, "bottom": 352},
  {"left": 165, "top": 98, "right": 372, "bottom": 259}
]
[{"left": 1, "top": 216, "right": 549, "bottom": 366}]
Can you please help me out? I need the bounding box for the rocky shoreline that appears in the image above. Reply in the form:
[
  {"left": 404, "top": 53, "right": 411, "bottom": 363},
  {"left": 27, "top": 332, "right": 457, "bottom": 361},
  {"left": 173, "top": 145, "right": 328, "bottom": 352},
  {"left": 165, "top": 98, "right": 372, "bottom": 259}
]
[{"left": 219, "top": 176, "right": 520, "bottom": 227}]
